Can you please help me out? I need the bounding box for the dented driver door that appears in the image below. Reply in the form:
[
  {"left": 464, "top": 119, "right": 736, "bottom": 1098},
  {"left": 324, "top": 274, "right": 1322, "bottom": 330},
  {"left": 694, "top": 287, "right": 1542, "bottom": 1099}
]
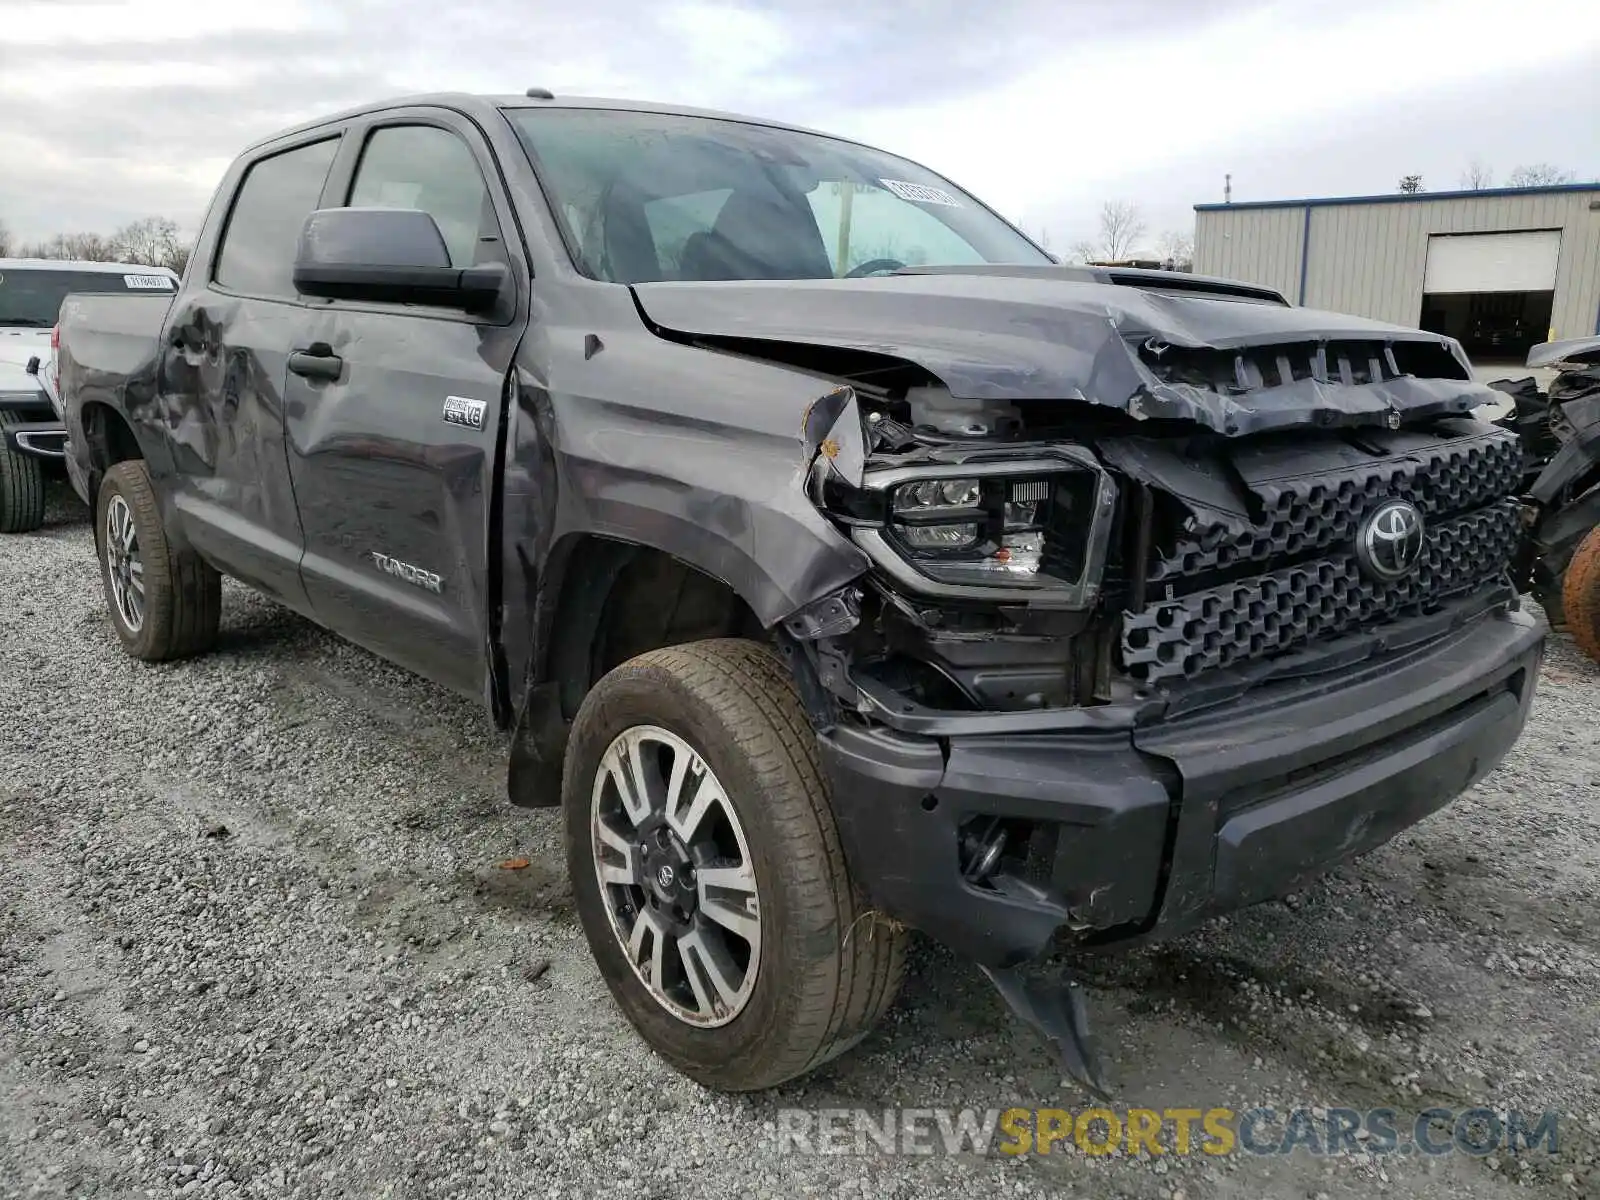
[{"left": 281, "top": 113, "right": 529, "bottom": 699}]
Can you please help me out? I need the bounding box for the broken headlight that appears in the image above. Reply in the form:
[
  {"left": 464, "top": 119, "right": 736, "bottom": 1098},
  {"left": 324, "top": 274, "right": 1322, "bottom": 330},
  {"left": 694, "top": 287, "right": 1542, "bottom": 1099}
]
[{"left": 832, "top": 453, "right": 1119, "bottom": 608}]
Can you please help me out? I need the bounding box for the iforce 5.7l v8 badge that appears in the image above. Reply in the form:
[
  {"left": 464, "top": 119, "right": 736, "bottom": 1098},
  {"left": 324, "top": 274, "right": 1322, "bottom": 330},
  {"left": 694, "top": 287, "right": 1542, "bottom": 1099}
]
[{"left": 442, "top": 395, "right": 487, "bottom": 430}]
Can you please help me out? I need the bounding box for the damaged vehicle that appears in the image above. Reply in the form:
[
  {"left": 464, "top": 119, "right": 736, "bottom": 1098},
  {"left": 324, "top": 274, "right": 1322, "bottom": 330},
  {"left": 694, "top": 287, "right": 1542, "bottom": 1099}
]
[
  {"left": 56, "top": 93, "right": 1546, "bottom": 1094},
  {"left": 1493, "top": 339, "right": 1600, "bottom": 662}
]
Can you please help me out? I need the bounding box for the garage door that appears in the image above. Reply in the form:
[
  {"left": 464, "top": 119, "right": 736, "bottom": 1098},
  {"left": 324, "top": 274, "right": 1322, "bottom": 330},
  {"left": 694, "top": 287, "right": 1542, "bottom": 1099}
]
[{"left": 1423, "top": 230, "right": 1561, "bottom": 293}]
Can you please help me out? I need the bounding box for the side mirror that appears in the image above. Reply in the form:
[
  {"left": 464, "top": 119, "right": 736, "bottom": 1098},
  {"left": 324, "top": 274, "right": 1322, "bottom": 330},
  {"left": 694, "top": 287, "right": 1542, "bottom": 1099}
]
[{"left": 291, "top": 208, "right": 507, "bottom": 315}]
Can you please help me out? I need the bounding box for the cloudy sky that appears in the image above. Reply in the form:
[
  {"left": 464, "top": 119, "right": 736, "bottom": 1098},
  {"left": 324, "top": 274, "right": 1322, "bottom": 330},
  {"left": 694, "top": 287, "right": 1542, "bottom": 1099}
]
[{"left": 2, "top": 0, "right": 1597, "bottom": 253}]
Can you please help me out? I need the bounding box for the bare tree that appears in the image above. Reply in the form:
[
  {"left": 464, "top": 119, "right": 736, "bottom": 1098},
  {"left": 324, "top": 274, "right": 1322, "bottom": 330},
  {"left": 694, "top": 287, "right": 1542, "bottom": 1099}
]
[
  {"left": 111, "top": 217, "right": 182, "bottom": 267},
  {"left": 1398, "top": 175, "right": 1424, "bottom": 194},
  {"left": 1506, "top": 163, "right": 1575, "bottom": 188},
  {"left": 0, "top": 219, "right": 12, "bottom": 258},
  {"left": 1460, "top": 160, "right": 1494, "bottom": 190},
  {"left": 1064, "top": 240, "right": 1097, "bottom": 265},
  {"left": 1157, "top": 229, "right": 1194, "bottom": 269},
  {"left": 1098, "top": 201, "right": 1146, "bottom": 261},
  {"left": 25, "top": 232, "right": 119, "bottom": 261}
]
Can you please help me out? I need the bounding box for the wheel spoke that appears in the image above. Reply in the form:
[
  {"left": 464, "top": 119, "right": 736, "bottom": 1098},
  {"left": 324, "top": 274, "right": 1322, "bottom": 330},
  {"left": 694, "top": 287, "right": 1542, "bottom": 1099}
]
[
  {"left": 602, "top": 742, "right": 651, "bottom": 828},
  {"left": 622, "top": 729, "right": 663, "bottom": 816},
  {"left": 627, "top": 908, "right": 661, "bottom": 969},
  {"left": 597, "top": 854, "right": 637, "bottom": 888},
  {"left": 678, "top": 937, "right": 716, "bottom": 1017},
  {"left": 699, "top": 887, "right": 759, "bottom": 945},
  {"left": 595, "top": 818, "right": 634, "bottom": 860},
  {"left": 669, "top": 772, "right": 723, "bottom": 844},
  {"left": 662, "top": 747, "right": 692, "bottom": 829},
  {"left": 680, "top": 927, "right": 745, "bottom": 1011}
]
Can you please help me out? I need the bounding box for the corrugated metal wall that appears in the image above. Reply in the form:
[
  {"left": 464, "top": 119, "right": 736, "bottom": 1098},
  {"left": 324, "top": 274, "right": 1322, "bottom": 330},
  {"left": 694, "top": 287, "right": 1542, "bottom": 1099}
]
[
  {"left": 1193, "top": 188, "right": 1600, "bottom": 339},
  {"left": 1193, "top": 205, "right": 1305, "bottom": 302}
]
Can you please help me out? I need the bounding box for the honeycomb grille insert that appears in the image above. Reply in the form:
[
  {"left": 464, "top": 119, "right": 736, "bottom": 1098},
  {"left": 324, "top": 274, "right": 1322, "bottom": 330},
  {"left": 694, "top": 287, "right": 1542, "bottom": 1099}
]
[
  {"left": 1122, "top": 499, "right": 1522, "bottom": 685},
  {"left": 1149, "top": 431, "right": 1523, "bottom": 587}
]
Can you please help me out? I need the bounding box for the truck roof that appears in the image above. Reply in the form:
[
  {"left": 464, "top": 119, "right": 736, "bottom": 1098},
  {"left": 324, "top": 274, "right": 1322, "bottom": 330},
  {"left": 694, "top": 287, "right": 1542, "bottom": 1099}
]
[
  {"left": 243, "top": 92, "right": 845, "bottom": 155},
  {"left": 0, "top": 258, "right": 177, "bottom": 275}
]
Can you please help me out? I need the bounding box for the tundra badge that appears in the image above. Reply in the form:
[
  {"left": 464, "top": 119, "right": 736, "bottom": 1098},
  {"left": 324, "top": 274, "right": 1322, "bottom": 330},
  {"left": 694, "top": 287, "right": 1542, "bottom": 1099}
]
[
  {"left": 370, "top": 551, "right": 444, "bottom": 594},
  {"left": 442, "top": 395, "right": 486, "bottom": 430}
]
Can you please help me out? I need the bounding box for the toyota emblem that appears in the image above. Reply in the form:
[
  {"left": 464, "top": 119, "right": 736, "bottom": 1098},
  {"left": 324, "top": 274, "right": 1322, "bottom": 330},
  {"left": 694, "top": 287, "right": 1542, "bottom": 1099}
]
[{"left": 1355, "top": 499, "right": 1425, "bottom": 581}]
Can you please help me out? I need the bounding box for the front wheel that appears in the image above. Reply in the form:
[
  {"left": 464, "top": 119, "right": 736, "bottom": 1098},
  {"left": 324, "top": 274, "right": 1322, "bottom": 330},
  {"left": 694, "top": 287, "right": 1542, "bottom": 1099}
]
[{"left": 562, "top": 638, "right": 907, "bottom": 1091}]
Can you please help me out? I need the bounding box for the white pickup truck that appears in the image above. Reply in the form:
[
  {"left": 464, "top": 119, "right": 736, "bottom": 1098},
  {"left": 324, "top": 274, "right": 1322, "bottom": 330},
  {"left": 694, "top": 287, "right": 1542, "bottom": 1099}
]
[{"left": 0, "top": 258, "right": 178, "bottom": 531}]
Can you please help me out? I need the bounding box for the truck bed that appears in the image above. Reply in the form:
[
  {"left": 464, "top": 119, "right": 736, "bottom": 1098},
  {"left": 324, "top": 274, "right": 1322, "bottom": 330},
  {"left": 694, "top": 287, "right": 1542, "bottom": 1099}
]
[{"left": 56, "top": 292, "right": 173, "bottom": 417}]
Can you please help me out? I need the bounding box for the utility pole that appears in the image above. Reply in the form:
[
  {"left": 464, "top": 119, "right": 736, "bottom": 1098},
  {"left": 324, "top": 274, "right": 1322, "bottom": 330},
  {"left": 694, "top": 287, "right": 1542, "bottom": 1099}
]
[{"left": 1225, "top": 173, "right": 1232, "bottom": 204}]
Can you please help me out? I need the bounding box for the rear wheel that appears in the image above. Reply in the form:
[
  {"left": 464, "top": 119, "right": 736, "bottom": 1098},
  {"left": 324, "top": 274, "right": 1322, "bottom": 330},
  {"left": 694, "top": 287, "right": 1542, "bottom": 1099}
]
[
  {"left": 96, "top": 460, "right": 221, "bottom": 661},
  {"left": 563, "top": 638, "right": 907, "bottom": 1091},
  {"left": 1562, "top": 524, "right": 1600, "bottom": 665},
  {"left": 0, "top": 412, "right": 47, "bottom": 534}
]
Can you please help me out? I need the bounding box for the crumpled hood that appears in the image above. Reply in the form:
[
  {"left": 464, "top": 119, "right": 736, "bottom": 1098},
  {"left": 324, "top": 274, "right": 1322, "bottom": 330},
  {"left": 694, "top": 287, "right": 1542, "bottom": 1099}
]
[
  {"left": 1528, "top": 335, "right": 1600, "bottom": 369},
  {"left": 631, "top": 271, "right": 1499, "bottom": 436}
]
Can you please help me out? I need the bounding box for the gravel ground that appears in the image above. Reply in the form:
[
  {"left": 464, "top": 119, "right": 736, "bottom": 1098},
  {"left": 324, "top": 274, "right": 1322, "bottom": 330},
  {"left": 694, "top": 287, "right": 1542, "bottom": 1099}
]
[{"left": 3, "top": 478, "right": 1598, "bottom": 1200}]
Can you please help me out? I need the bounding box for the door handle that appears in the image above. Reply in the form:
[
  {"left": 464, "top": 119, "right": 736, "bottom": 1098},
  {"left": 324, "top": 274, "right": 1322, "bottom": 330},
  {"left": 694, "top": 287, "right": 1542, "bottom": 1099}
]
[{"left": 288, "top": 347, "right": 343, "bottom": 382}]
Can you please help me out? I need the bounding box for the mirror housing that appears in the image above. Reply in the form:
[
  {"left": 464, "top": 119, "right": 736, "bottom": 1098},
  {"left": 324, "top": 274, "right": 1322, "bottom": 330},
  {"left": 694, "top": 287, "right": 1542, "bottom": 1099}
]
[{"left": 292, "top": 208, "right": 506, "bottom": 315}]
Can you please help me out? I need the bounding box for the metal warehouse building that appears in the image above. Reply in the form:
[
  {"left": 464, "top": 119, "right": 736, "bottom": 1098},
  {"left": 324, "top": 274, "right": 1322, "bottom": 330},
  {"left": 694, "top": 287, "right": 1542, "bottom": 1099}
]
[{"left": 1193, "top": 183, "right": 1600, "bottom": 364}]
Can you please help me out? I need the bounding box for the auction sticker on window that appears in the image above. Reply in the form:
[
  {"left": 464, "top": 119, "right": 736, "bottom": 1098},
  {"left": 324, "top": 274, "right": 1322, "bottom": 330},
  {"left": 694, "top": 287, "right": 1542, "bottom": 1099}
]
[
  {"left": 879, "top": 179, "right": 963, "bottom": 207},
  {"left": 123, "top": 274, "right": 175, "bottom": 289}
]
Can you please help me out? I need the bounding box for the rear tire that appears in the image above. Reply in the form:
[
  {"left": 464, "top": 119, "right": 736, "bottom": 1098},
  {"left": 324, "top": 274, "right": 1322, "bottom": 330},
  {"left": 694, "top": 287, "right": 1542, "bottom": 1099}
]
[
  {"left": 96, "top": 460, "right": 221, "bottom": 661},
  {"left": 0, "top": 412, "right": 47, "bottom": 534},
  {"left": 562, "top": 638, "right": 907, "bottom": 1091},
  {"left": 1562, "top": 524, "right": 1600, "bottom": 666}
]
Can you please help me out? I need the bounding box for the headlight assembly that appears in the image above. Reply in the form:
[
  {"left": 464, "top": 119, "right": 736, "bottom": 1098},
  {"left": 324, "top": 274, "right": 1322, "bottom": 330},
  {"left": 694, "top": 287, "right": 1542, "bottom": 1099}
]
[{"left": 832, "top": 451, "right": 1119, "bottom": 609}]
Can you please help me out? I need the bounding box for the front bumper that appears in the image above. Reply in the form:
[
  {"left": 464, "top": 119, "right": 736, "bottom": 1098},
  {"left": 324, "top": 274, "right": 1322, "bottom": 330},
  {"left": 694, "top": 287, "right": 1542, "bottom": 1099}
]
[
  {"left": 818, "top": 606, "right": 1544, "bottom": 968},
  {"left": 3, "top": 420, "right": 68, "bottom": 460}
]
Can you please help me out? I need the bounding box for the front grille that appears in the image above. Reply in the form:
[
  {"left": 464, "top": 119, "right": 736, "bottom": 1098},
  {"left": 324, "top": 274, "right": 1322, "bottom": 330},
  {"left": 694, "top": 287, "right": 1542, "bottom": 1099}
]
[
  {"left": 1121, "top": 427, "right": 1524, "bottom": 686},
  {"left": 1147, "top": 429, "right": 1523, "bottom": 586}
]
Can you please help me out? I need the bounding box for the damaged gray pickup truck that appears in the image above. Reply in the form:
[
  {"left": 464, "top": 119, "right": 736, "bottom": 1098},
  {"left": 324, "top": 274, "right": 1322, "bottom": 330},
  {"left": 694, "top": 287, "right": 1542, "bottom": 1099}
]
[{"left": 57, "top": 92, "right": 1545, "bottom": 1094}]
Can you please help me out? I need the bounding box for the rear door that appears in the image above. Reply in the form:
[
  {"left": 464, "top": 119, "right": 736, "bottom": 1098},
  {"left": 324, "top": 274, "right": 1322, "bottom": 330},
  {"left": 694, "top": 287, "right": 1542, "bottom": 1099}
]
[
  {"left": 281, "top": 109, "right": 530, "bottom": 698},
  {"left": 159, "top": 134, "right": 344, "bottom": 611}
]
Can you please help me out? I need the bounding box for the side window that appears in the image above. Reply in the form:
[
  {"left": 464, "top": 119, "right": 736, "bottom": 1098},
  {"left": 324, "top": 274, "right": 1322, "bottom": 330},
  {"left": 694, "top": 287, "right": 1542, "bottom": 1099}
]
[
  {"left": 215, "top": 138, "right": 339, "bottom": 298},
  {"left": 644, "top": 189, "right": 731, "bottom": 278},
  {"left": 348, "top": 125, "right": 497, "bottom": 268}
]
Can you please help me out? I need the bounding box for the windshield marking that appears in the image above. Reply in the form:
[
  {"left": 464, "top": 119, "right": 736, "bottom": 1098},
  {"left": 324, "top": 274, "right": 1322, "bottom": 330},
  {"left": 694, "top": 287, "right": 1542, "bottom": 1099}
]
[{"left": 878, "top": 179, "right": 963, "bottom": 208}]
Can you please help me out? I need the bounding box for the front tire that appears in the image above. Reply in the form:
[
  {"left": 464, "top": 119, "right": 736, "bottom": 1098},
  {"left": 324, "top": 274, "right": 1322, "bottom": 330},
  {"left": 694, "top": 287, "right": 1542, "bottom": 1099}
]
[
  {"left": 563, "top": 638, "right": 907, "bottom": 1091},
  {"left": 0, "top": 412, "right": 47, "bottom": 534},
  {"left": 96, "top": 460, "right": 221, "bottom": 661}
]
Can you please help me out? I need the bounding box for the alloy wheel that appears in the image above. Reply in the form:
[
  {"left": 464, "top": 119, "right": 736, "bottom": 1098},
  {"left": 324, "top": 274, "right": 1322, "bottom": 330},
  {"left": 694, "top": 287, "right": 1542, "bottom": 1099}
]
[
  {"left": 104, "top": 494, "right": 145, "bottom": 632},
  {"left": 590, "top": 724, "right": 761, "bottom": 1027}
]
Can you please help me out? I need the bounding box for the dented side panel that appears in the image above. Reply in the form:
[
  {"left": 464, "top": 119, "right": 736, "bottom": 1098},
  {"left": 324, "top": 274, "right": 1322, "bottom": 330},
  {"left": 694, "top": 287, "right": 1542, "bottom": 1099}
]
[{"left": 497, "top": 289, "right": 874, "bottom": 733}]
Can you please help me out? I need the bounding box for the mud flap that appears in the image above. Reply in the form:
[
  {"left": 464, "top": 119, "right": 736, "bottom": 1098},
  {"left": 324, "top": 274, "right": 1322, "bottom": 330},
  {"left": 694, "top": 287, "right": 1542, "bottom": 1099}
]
[
  {"left": 981, "top": 965, "right": 1110, "bottom": 1099},
  {"left": 507, "top": 681, "right": 567, "bottom": 808}
]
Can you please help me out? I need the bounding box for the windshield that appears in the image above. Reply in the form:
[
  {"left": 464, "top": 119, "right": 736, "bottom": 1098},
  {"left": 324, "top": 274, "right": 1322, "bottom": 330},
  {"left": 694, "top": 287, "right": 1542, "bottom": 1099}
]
[
  {"left": 0, "top": 268, "right": 175, "bottom": 327},
  {"left": 504, "top": 108, "right": 1051, "bottom": 284}
]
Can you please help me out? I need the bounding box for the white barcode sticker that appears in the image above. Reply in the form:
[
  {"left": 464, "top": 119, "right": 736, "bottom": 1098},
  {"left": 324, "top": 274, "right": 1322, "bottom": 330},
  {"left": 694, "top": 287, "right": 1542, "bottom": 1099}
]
[
  {"left": 123, "top": 274, "right": 174, "bottom": 289},
  {"left": 878, "top": 179, "right": 963, "bottom": 207}
]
